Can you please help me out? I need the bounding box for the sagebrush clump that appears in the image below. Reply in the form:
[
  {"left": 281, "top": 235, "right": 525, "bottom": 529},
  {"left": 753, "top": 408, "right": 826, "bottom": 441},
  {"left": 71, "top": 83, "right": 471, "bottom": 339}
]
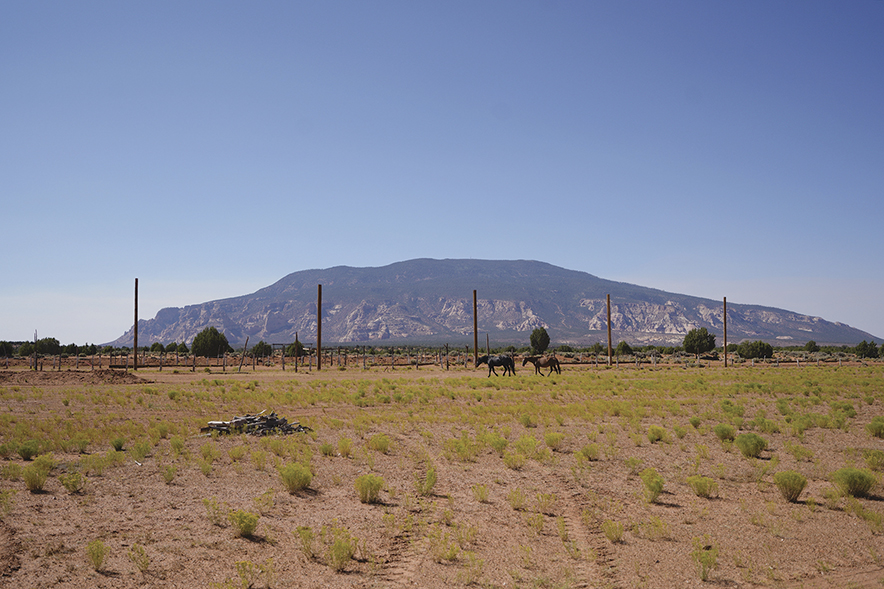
[
  {"left": 279, "top": 463, "right": 312, "bottom": 493},
  {"left": 355, "top": 473, "right": 384, "bottom": 504},
  {"left": 831, "top": 467, "right": 876, "bottom": 498},
  {"left": 773, "top": 470, "right": 807, "bottom": 503},
  {"left": 640, "top": 468, "right": 665, "bottom": 503},
  {"left": 734, "top": 433, "right": 767, "bottom": 458}
]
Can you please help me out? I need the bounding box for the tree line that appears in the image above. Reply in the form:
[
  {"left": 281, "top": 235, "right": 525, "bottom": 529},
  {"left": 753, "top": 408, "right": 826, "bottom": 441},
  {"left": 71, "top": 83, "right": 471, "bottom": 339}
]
[{"left": 1, "top": 325, "right": 879, "bottom": 360}]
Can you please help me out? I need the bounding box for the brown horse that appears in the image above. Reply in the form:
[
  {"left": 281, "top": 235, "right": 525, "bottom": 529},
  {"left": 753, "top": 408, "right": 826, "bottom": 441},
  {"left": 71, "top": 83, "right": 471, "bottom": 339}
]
[{"left": 521, "top": 355, "right": 561, "bottom": 376}]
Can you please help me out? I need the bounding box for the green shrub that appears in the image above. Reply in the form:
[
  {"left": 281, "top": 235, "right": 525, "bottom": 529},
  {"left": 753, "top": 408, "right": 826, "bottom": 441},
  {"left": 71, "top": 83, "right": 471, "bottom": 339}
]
[
  {"left": 337, "top": 437, "right": 353, "bottom": 458},
  {"left": 831, "top": 467, "right": 877, "bottom": 498},
  {"left": 640, "top": 468, "right": 665, "bottom": 503},
  {"left": 471, "top": 484, "right": 490, "bottom": 503},
  {"left": 322, "top": 523, "right": 357, "bottom": 571},
  {"left": 110, "top": 437, "right": 125, "bottom": 452},
  {"left": 691, "top": 535, "right": 718, "bottom": 581},
  {"left": 367, "top": 433, "right": 392, "bottom": 454},
  {"left": 544, "top": 432, "right": 565, "bottom": 451},
  {"left": 279, "top": 463, "right": 312, "bottom": 493},
  {"left": 445, "top": 432, "right": 480, "bottom": 462},
  {"left": 416, "top": 466, "right": 437, "bottom": 496},
  {"left": 18, "top": 440, "right": 39, "bottom": 461},
  {"left": 32, "top": 453, "right": 57, "bottom": 474},
  {"left": 503, "top": 451, "right": 526, "bottom": 470},
  {"left": 864, "top": 449, "right": 884, "bottom": 472},
  {"left": 713, "top": 424, "right": 735, "bottom": 442},
  {"left": 576, "top": 443, "right": 600, "bottom": 462},
  {"left": 128, "top": 543, "right": 150, "bottom": 574},
  {"left": 602, "top": 520, "right": 624, "bottom": 543},
  {"left": 867, "top": 417, "right": 884, "bottom": 439},
  {"left": 130, "top": 440, "right": 151, "bottom": 462},
  {"left": 319, "top": 442, "right": 336, "bottom": 457},
  {"left": 59, "top": 472, "right": 87, "bottom": 494},
  {"left": 687, "top": 475, "right": 718, "bottom": 498},
  {"left": 355, "top": 474, "right": 384, "bottom": 504},
  {"left": 507, "top": 488, "right": 527, "bottom": 511},
  {"left": 0, "top": 489, "right": 15, "bottom": 518},
  {"left": 22, "top": 464, "right": 47, "bottom": 492},
  {"left": 647, "top": 426, "right": 667, "bottom": 443},
  {"left": 228, "top": 445, "right": 247, "bottom": 462},
  {"left": 295, "top": 526, "right": 315, "bottom": 559},
  {"left": 86, "top": 539, "right": 108, "bottom": 571},
  {"left": 170, "top": 436, "right": 185, "bottom": 456},
  {"left": 486, "top": 432, "right": 508, "bottom": 455},
  {"left": 228, "top": 509, "right": 260, "bottom": 538},
  {"left": 203, "top": 496, "right": 228, "bottom": 526},
  {"left": 689, "top": 416, "right": 701, "bottom": 429},
  {"left": 773, "top": 470, "right": 807, "bottom": 502},
  {"left": 734, "top": 433, "right": 768, "bottom": 458}
]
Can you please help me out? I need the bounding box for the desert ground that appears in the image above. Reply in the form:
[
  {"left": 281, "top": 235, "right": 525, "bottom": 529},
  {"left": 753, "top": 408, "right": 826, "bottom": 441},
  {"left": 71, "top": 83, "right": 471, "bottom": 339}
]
[{"left": 1, "top": 359, "right": 883, "bottom": 588}]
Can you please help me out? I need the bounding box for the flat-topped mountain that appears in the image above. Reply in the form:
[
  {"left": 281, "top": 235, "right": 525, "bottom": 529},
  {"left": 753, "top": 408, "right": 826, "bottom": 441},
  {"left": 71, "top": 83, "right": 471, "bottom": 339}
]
[{"left": 109, "top": 259, "right": 877, "bottom": 348}]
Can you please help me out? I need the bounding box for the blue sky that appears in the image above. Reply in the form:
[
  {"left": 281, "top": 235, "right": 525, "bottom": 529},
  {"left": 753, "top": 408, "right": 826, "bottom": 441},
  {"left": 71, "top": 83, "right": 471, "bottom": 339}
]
[{"left": 2, "top": 1, "right": 882, "bottom": 345}]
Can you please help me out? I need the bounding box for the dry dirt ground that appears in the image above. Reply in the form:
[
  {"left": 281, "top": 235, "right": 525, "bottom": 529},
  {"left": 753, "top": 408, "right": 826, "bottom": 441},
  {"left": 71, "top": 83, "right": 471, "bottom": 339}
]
[{"left": 1, "top": 364, "right": 884, "bottom": 589}]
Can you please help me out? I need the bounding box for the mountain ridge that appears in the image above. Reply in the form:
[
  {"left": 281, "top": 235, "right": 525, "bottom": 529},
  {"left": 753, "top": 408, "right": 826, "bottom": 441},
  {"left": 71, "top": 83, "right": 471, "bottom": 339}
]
[{"left": 109, "top": 259, "right": 878, "bottom": 348}]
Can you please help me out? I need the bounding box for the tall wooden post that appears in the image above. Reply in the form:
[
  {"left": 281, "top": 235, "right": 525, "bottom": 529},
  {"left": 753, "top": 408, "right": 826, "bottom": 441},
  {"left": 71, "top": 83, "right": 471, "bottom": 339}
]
[
  {"left": 316, "top": 284, "right": 322, "bottom": 371},
  {"left": 134, "top": 278, "right": 138, "bottom": 371},
  {"left": 723, "top": 297, "right": 728, "bottom": 368},
  {"left": 606, "top": 294, "right": 613, "bottom": 366},
  {"left": 238, "top": 336, "right": 249, "bottom": 372},
  {"left": 473, "top": 290, "right": 478, "bottom": 366},
  {"left": 294, "top": 332, "right": 299, "bottom": 373}
]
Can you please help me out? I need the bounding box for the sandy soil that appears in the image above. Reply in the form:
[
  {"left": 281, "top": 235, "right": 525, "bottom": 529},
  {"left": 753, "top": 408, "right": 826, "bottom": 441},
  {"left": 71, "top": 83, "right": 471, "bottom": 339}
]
[{"left": 1, "top": 365, "right": 883, "bottom": 589}]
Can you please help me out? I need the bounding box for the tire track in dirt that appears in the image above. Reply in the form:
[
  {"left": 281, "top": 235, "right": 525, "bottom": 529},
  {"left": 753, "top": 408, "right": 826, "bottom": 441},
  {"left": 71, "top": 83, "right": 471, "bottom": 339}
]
[
  {"left": 551, "top": 472, "right": 621, "bottom": 589},
  {"left": 0, "top": 521, "right": 21, "bottom": 584},
  {"left": 379, "top": 534, "right": 428, "bottom": 588}
]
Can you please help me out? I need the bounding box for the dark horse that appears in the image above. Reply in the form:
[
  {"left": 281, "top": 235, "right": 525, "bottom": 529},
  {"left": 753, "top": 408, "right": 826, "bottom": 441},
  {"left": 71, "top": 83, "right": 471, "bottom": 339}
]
[
  {"left": 476, "top": 354, "right": 516, "bottom": 377},
  {"left": 522, "top": 355, "right": 561, "bottom": 376}
]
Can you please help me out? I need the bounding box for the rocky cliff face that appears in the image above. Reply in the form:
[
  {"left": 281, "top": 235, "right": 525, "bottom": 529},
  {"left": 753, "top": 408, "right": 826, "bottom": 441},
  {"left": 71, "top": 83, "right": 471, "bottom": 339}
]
[{"left": 108, "top": 259, "right": 876, "bottom": 347}]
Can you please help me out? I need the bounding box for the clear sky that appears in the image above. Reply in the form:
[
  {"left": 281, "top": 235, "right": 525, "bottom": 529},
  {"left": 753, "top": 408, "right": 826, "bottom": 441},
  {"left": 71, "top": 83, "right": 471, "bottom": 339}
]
[{"left": 2, "top": 1, "right": 882, "bottom": 345}]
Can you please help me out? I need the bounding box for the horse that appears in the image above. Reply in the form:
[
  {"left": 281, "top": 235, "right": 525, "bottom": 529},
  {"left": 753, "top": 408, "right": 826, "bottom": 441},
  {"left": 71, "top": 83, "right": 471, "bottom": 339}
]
[
  {"left": 521, "top": 355, "right": 561, "bottom": 376},
  {"left": 476, "top": 354, "right": 516, "bottom": 377}
]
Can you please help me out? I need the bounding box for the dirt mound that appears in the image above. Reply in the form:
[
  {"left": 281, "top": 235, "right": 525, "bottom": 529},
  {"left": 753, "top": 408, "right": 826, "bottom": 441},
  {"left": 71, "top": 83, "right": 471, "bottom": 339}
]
[{"left": 0, "top": 369, "right": 147, "bottom": 386}]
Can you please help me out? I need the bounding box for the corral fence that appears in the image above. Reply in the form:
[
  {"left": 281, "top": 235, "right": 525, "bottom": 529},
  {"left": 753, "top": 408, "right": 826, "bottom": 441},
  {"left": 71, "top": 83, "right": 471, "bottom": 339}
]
[{"left": 1, "top": 347, "right": 877, "bottom": 373}]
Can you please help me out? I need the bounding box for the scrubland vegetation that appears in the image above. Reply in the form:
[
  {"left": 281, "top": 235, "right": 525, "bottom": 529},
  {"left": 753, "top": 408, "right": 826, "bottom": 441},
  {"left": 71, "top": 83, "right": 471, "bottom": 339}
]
[{"left": 1, "top": 363, "right": 883, "bottom": 587}]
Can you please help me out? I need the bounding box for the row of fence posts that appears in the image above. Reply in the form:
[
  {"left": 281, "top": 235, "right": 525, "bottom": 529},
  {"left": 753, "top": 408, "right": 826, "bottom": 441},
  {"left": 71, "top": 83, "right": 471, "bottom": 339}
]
[{"left": 3, "top": 348, "right": 848, "bottom": 372}]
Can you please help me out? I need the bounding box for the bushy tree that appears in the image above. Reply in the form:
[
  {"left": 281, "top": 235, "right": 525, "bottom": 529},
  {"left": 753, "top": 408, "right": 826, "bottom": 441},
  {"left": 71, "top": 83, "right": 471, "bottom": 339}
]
[
  {"left": 0, "top": 341, "right": 14, "bottom": 357},
  {"left": 804, "top": 340, "right": 820, "bottom": 353},
  {"left": 738, "top": 340, "right": 773, "bottom": 359},
  {"left": 176, "top": 342, "right": 189, "bottom": 354},
  {"left": 19, "top": 342, "right": 33, "bottom": 357},
  {"left": 166, "top": 342, "right": 177, "bottom": 353},
  {"left": 530, "top": 327, "right": 550, "bottom": 355},
  {"left": 285, "top": 341, "right": 306, "bottom": 357},
  {"left": 614, "top": 341, "right": 633, "bottom": 356},
  {"left": 855, "top": 340, "right": 879, "bottom": 359},
  {"left": 150, "top": 342, "right": 165, "bottom": 353},
  {"left": 587, "top": 342, "right": 604, "bottom": 355},
  {"left": 683, "top": 328, "right": 716, "bottom": 359},
  {"left": 191, "top": 327, "right": 232, "bottom": 357},
  {"left": 251, "top": 341, "right": 273, "bottom": 357},
  {"left": 35, "top": 337, "right": 61, "bottom": 355}
]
